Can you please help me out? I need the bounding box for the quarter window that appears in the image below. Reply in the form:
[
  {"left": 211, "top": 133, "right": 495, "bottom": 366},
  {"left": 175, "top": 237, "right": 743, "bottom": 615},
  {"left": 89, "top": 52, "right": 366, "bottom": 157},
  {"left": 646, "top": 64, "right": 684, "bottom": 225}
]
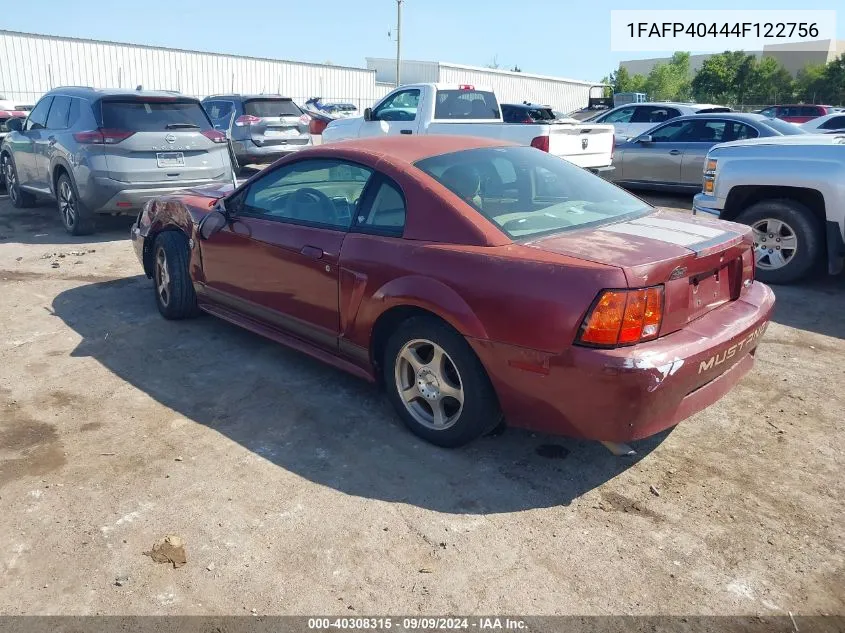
[
  {"left": 46, "top": 96, "right": 72, "bottom": 130},
  {"left": 243, "top": 159, "right": 373, "bottom": 230},
  {"left": 357, "top": 180, "right": 406, "bottom": 233}
]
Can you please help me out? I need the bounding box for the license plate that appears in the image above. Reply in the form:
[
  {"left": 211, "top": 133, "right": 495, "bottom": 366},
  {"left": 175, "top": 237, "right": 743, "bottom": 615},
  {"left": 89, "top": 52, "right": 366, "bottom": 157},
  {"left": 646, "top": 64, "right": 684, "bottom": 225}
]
[
  {"left": 156, "top": 152, "right": 185, "bottom": 168},
  {"left": 264, "top": 128, "right": 297, "bottom": 138}
]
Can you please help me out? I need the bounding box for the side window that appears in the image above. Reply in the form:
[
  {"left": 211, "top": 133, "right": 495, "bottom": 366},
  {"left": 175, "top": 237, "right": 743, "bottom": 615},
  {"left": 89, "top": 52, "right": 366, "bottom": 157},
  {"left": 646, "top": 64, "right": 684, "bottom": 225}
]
[
  {"left": 66, "top": 98, "right": 82, "bottom": 128},
  {"left": 46, "top": 96, "right": 71, "bottom": 130},
  {"left": 632, "top": 106, "right": 672, "bottom": 124},
  {"left": 373, "top": 89, "right": 420, "bottom": 122},
  {"left": 602, "top": 107, "right": 635, "bottom": 124},
  {"left": 728, "top": 123, "right": 758, "bottom": 141},
  {"left": 683, "top": 120, "right": 727, "bottom": 142},
  {"left": 357, "top": 180, "right": 406, "bottom": 233},
  {"left": 820, "top": 116, "right": 845, "bottom": 129},
  {"left": 648, "top": 120, "right": 688, "bottom": 142},
  {"left": 25, "top": 96, "right": 53, "bottom": 131},
  {"left": 243, "top": 159, "right": 373, "bottom": 229},
  {"left": 801, "top": 106, "right": 819, "bottom": 117}
]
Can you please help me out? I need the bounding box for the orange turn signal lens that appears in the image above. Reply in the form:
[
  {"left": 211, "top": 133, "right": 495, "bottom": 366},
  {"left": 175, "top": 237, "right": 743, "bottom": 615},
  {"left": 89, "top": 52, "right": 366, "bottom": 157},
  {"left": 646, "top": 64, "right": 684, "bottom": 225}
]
[{"left": 579, "top": 286, "right": 664, "bottom": 347}]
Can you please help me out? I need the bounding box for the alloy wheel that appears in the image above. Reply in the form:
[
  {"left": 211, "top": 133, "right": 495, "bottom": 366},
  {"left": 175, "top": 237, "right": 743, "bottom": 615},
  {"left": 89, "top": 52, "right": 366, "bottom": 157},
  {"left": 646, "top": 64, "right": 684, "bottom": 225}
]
[
  {"left": 394, "top": 338, "right": 464, "bottom": 430},
  {"left": 751, "top": 218, "right": 798, "bottom": 271},
  {"left": 58, "top": 180, "right": 77, "bottom": 228},
  {"left": 155, "top": 247, "right": 171, "bottom": 307}
]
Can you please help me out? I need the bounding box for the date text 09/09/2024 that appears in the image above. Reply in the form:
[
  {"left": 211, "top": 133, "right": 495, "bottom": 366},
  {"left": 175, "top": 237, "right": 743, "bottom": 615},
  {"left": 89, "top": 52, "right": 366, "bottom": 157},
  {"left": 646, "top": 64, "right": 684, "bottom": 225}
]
[
  {"left": 307, "top": 617, "right": 527, "bottom": 630},
  {"left": 627, "top": 22, "right": 819, "bottom": 38}
]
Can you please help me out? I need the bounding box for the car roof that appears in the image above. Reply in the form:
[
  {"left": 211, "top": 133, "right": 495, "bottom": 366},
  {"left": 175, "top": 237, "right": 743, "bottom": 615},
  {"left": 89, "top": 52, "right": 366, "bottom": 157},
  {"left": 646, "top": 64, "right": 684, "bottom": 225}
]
[
  {"left": 313, "top": 135, "right": 513, "bottom": 163},
  {"left": 204, "top": 94, "right": 294, "bottom": 100},
  {"left": 671, "top": 112, "right": 772, "bottom": 123},
  {"left": 46, "top": 86, "right": 197, "bottom": 101}
]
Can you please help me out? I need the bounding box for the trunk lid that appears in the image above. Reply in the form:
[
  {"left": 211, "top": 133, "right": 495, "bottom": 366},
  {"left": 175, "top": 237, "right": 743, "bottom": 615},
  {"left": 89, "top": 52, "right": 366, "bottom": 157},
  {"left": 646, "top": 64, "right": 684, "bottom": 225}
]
[
  {"left": 243, "top": 98, "right": 311, "bottom": 148},
  {"left": 548, "top": 123, "right": 614, "bottom": 168},
  {"left": 99, "top": 97, "right": 229, "bottom": 184},
  {"left": 524, "top": 210, "right": 756, "bottom": 332}
]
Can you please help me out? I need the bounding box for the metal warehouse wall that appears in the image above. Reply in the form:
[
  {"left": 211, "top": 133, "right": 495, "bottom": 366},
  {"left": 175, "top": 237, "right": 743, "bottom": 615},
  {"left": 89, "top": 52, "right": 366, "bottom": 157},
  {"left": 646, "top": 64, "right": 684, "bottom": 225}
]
[
  {"left": 437, "top": 63, "right": 595, "bottom": 115},
  {"left": 366, "top": 58, "right": 599, "bottom": 114},
  {"left": 0, "top": 30, "right": 392, "bottom": 109}
]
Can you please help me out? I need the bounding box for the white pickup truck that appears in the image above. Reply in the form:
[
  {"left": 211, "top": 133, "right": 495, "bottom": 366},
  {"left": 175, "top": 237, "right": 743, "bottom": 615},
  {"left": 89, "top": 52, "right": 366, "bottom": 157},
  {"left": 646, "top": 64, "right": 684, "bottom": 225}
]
[{"left": 321, "top": 83, "right": 615, "bottom": 173}]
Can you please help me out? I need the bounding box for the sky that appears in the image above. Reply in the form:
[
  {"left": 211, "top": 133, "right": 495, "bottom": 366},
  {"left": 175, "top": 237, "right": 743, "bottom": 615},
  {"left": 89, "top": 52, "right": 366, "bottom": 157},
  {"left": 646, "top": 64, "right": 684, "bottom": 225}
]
[{"left": 2, "top": 0, "right": 843, "bottom": 82}]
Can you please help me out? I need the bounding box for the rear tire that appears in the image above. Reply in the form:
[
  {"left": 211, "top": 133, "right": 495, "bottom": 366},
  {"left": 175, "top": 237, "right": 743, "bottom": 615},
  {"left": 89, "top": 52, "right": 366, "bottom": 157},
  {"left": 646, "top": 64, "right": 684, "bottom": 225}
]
[
  {"left": 383, "top": 316, "right": 501, "bottom": 448},
  {"left": 56, "top": 173, "right": 95, "bottom": 235},
  {"left": 3, "top": 153, "right": 36, "bottom": 208},
  {"left": 153, "top": 231, "right": 199, "bottom": 320},
  {"left": 736, "top": 199, "right": 822, "bottom": 285}
]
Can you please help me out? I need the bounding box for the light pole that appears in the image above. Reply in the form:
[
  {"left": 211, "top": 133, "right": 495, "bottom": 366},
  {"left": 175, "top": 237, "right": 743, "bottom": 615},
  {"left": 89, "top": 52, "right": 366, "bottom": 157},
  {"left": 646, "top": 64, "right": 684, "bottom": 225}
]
[{"left": 395, "top": 0, "right": 403, "bottom": 87}]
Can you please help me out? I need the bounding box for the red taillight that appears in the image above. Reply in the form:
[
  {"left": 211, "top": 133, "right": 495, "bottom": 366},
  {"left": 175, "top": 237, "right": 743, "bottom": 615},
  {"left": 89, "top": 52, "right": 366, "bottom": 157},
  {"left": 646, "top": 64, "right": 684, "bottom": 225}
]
[
  {"left": 299, "top": 114, "right": 310, "bottom": 126},
  {"left": 234, "top": 114, "right": 261, "bottom": 126},
  {"left": 530, "top": 135, "right": 549, "bottom": 152},
  {"left": 309, "top": 117, "right": 328, "bottom": 135},
  {"left": 201, "top": 129, "right": 227, "bottom": 144},
  {"left": 72, "top": 128, "right": 135, "bottom": 144},
  {"left": 578, "top": 286, "right": 664, "bottom": 347},
  {"left": 459, "top": 84, "right": 475, "bottom": 90}
]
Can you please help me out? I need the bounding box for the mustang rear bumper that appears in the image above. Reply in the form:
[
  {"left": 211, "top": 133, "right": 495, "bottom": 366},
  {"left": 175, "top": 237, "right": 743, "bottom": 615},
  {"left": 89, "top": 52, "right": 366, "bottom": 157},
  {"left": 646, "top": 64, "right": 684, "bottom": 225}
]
[{"left": 469, "top": 281, "right": 775, "bottom": 442}]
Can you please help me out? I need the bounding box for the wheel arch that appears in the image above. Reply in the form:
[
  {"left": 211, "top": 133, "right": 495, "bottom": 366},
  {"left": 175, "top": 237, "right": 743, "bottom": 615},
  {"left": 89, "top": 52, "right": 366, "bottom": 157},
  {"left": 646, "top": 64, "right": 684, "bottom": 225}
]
[
  {"left": 50, "top": 158, "right": 74, "bottom": 197},
  {"left": 140, "top": 200, "right": 196, "bottom": 278}
]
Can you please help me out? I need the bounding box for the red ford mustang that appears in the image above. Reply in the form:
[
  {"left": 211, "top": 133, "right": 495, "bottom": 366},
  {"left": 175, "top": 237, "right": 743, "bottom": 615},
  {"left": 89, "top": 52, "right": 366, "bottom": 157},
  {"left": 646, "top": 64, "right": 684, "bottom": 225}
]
[{"left": 131, "top": 136, "right": 774, "bottom": 448}]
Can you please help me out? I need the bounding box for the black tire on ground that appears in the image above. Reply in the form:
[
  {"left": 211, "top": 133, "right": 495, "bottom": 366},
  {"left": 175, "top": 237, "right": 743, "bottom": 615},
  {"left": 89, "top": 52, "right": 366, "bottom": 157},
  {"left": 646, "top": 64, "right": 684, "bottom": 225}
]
[
  {"left": 152, "top": 231, "right": 200, "bottom": 320},
  {"left": 55, "top": 172, "right": 96, "bottom": 235},
  {"left": 736, "top": 199, "right": 823, "bottom": 285},
  {"left": 383, "top": 316, "right": 501, "bottom": 448},
  {"left": 2, "top": 153, "right": 36, "bottom": 208}
]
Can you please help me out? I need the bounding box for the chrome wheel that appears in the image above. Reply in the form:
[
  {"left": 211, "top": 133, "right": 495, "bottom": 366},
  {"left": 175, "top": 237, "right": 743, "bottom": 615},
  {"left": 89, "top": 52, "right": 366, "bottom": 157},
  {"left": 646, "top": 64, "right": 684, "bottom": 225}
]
[
  {"left": 394, "top": 338, "right": 464, "bottom": 430},
  {"left": 155, "top": 247, "right": 171, "bottom": 307},
  {"left": 4, "top": 157, "right": 17, "bottom": 204},
  {"left": 752, "top": 218, "right": 798, "bottom": 271},
  {"left": 58, "top": 179, "right": 76, "bottom": 228}
]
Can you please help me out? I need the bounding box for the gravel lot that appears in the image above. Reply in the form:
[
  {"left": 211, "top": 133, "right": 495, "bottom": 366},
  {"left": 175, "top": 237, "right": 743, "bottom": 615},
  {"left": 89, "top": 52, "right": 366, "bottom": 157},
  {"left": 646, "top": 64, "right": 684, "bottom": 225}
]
[{"left": 0, "top": 192, "right": 843, "bottom": 616}]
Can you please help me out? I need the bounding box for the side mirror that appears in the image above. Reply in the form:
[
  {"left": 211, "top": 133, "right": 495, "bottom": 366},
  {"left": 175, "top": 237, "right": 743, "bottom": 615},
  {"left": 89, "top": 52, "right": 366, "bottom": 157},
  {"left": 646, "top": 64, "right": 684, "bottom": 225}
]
[
  {"left": 5, "top": 117, "right": 23, "bottom": 133},
  {"left": 363, "top": 108, "right": 373, "bottom": 122},
  {"left": 637, "top": 134, "right": 653, "bottom": 144},
  {"left": 198, "top": 207, "right": 228, "bottom": 240}
]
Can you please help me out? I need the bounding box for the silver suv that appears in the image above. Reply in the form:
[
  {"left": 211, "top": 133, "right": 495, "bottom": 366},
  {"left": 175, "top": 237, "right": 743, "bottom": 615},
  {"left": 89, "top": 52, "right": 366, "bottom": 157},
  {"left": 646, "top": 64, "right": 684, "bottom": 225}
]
[
  {"left": 201, "top": 95, "right": 312, "bottom": 169},
  {"left": 0, "top": 87, "right": 233, "bottom": 235}
]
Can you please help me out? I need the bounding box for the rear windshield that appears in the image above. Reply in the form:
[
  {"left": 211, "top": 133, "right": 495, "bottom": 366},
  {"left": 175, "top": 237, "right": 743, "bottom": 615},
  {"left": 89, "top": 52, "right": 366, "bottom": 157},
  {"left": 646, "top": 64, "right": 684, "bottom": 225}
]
[
  {"left": 434, "top": 89, "right": 499, "bottom": 120},
  {"left": 245, "top": 99, "right": 302, "bottom": 118},
  {"left": 101, "top": 99, "right": 212, "bottom": 131},
  {"left": 415, "top": 146, "right": 650, "bottom": 239},
  {"left": 764, "top": 118, "right": 808, "bottom": 135}
]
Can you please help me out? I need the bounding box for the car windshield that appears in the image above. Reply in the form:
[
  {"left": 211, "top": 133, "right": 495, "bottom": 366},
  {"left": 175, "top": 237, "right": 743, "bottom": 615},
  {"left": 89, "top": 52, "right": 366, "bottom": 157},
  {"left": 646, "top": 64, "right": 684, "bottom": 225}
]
[
  {"left": 415, "top": 146, "right": 651, "bottom": 239},
  {"left": 764, "top": 118, "right": 807, "bottom": 135},
  {"left": 101, "top": 99, "right": 212, "bottom": 131},
  {"left": 245, "top": 99, "right": 302, "bottom": 118}
]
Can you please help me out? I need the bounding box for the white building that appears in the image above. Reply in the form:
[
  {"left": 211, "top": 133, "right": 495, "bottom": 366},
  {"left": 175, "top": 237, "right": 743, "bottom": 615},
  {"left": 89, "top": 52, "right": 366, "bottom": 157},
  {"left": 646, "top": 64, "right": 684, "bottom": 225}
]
[
  {"left": 0, "top": 30, "right": 393, "bottom": 109},
  {"left": 367, "top": 58, "right": 602, "bottom": 114}
]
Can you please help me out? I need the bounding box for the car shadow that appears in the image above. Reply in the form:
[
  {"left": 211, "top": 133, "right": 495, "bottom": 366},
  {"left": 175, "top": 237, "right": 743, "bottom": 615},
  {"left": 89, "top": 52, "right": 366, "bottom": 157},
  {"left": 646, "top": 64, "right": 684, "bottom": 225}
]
[
  {"left": 51, "top": 277, "right": 670, "bottom": 514},
  {"left": 0, "top": 195, "right": 136, "bottom": 245},
  {"left": 769, "top": 274, "right": 845, "bottom": 340}
]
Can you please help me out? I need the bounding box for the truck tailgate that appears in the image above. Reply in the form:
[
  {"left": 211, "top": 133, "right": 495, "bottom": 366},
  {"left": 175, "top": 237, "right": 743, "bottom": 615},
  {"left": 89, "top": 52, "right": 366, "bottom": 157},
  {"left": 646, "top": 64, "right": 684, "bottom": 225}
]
[{"left": 548, "top": 123, "right": 614, "bottom": 169}]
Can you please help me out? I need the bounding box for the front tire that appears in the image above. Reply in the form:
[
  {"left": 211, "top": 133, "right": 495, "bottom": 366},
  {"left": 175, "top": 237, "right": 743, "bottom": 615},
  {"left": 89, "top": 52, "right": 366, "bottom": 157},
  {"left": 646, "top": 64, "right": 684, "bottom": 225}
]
[
  {"left": 736, "top": 199, "right": 822, "bottom": 284},
  {"left": 152, "top": 232, "right": 199, "bottom": 320},
  {"left": 2, "top": 153, "right": 36, "bottom": 208},
  {"left": 383, "top": 317, "right": 501, "bottom": 448},
  {"left": 56, "top": 173, "right": 95, "bottom": 235}
]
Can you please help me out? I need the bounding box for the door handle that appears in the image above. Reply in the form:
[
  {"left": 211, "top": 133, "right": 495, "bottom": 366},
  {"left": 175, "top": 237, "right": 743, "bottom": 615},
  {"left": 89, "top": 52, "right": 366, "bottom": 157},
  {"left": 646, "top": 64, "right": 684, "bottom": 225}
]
[
  {"left": 400, "top": 129, "right": 413, "bottom": 135},
  {"left": 300, "top": 245, "right": 324, "bottom": 259},
  {"left": 669, "top": 149, "right": 681, "bottom": 155}
]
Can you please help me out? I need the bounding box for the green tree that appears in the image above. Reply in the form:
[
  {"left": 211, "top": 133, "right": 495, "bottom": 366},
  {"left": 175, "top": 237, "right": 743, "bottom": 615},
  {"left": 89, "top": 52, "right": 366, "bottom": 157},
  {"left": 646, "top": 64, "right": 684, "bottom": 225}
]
[
  {"left": 795, "top": 62, "right": 827, "bottom": 103},
  {"left": 820, "top": 54, "right": 845, "bottom": 105},
  {"left": 607, "top": 66, "right": 648, "bottom": 95},
  {"left": 644, "top": 52, "right": 691, "bottom": 101},
  {"left": 748, "top": 57, "right": 794, "bottom": 104}
]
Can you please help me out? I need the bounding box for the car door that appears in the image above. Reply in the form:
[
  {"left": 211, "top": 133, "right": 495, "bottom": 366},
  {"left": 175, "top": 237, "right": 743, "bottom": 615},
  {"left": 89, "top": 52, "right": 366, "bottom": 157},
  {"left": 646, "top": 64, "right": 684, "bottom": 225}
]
[
  {"left": 618, "top": 119, "right": 688, "bottom": 184},
  {"left": 679, "top": 120, "right": 758, "bottom": 185},
  {"left": 596, "top": 105, "right": 636, "bottom": 140},
  {"left": 360, "top": 88, "right": 421, "bottom": 138},
  {"left": 40, "top": 95, "right": 72, "bottom": 189},
  {"left": 198, "top": 158, "right": 374, "bottom": 349},
  {"left": 14, "top": 96, "right": 52, "bottom": 188}
]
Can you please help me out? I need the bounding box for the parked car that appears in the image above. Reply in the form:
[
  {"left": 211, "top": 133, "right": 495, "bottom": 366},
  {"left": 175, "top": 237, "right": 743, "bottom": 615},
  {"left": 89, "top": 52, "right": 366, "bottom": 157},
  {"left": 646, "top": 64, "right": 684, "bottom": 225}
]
[
  {"left": 609, "top": 113, "right": 806, "bottom": 193},
  {"left": 0, "top": 87, "right": 233, "bottom": 235},
  {"left": 800, "top": 112, "right": 845, "bottom": 133},
  {"left": 131, "top": 135, "right": 774, "bottom": 449},
  {"left": 322, "top": 83, "right": 615, "bottom": 173},
  {"left": 584, "top": 102, "right": 732, "bottom": 143},
  {"left": 201, "top": 94, "right": 312, "bottom": 169},
  {"left": 693, "top": 135, "right": 845, "bottom": 284},
  {"left": 757, "top": 104, "right": 833, "bottom": 123}
]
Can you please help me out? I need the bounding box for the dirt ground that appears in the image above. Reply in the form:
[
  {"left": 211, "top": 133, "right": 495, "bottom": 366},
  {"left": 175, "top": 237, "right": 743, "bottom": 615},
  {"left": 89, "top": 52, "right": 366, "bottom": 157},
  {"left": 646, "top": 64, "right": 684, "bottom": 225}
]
[{"left": 0, "top": 191, "right": 843, "bottom": 616}]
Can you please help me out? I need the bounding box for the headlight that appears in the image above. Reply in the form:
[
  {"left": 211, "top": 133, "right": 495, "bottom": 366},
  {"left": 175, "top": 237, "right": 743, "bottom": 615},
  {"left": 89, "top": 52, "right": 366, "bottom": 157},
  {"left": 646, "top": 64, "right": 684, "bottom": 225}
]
[{"left": 703, "top": 157, "right": 717, "bottom": 193}]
